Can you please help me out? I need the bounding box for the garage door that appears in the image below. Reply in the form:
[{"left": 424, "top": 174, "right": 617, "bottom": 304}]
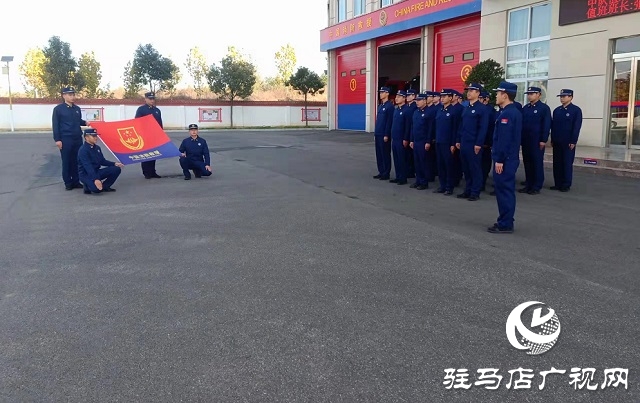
[
  {"left": 337, "top": 44, "right": 366, "bottom": 131},
  {"left": 433, "top": 15, "right": 481, "bottom": 92}
]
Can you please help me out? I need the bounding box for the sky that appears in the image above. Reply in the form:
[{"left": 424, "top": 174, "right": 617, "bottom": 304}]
[{"left": 0, "top": 0, "right": 329, "bottom": 94}]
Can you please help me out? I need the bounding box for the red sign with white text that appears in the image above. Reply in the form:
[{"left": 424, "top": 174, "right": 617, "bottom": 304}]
[{"left": 559, "top": 0, "right": 640, "bottom": 26}]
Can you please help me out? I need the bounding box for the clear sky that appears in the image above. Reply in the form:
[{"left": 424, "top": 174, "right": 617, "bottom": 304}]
[{"left": 0, "top": 0, "right": 328, "bottom": 94}]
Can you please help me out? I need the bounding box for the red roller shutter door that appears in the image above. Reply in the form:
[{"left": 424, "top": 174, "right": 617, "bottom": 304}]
[
  {"left": 337, "top": 44, "right": 367, "bottom": 130},
  {"left": 433, "top": 15, "right": 481, "bottom": 92}
]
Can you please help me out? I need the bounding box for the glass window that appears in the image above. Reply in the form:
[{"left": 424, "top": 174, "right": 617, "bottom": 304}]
[
  {"left": 530, "top": 4, "right": 551, "bottom": 38},
  {"left": 463, "top": 52, "right": 474, "bottom": 61},
  {"left": 354, "top": 0, "right": 365, "bottom": 16},
  {"left": 444, "top": 55, "right": 454, "bottom": 64},
  {"left": 381, "top": 0, "right": 393, "bottom": 6},
  {"left": 338, "top": 0, "right": 346, "bottom": 22},
  {"left": 507, "top": 4, "right": 551, "bottom": 103},
  {"left": 614, "top": 36, "right": 640, "bottom": 54}
]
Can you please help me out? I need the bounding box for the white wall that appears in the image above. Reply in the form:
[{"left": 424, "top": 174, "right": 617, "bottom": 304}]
[{"left": 0, "top": 103, "right": 328, "bottom": 131}]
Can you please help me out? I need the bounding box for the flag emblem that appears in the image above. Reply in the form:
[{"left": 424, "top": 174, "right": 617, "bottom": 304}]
[
  {"left": 117, "top": 127, "right": 144, "bottom": 151},
  {"left": 501, "top": 118, "right": 509, "bottom": 124}
]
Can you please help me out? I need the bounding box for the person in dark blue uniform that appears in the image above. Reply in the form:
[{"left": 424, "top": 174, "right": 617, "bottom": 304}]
[
  {"left": 409, "top": 92, "right": 432, "bottom": 190},
  {"left": 389, "top": 90, "right": 412, "bottom": 185},
  {"left": 426, "top": 91, "right": 439, "bottom": 182},
  {"left": 52, "top": 86, "right": 90, "bottom": 190},
  {"left": 373, "top": 87, "right": 394, "bottom": 180},
  {"left": 520, "top": 86, "right": 552, "bottom": 195},
  {"left": 450, "top": 90, "right": 465, "bottom": 187},
  {"left": 479, "top": 91, "right": 497, "bottom": 192},
  {"left": 135, "top": 92, "right": 163, "bottom": 179},
  {"left": 179, "top": 124, "right": 212, "bottom": 180},
  {"left": 456, "top": 83, "right": 489, "bottom": 201},
  {"left": 77, "top": 129, "right": 124, "bottom": 194},
  {"left": 434, "top": 89, "right": 459, "bottom": 195},
  {"left": 551, "top": 89, "right": 583, "bottom": 192},
  {"left": 405, "top": 89, "right": 418, "bottom": 179},
  {"left": 488, "top": 82, "right": 522, "bottom": 234}
]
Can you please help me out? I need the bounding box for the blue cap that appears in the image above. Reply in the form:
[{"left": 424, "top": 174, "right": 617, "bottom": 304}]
[
  {"left": 440, "top": 88, "right": 454, "bottom": 96},
  {"left": 188, "top": 123, "right": 198, "bottom": 130},
  {"left": 379, "top": 86, "right": 390, "bottom": 93},
  {"left": 525, "top": 86, "right": 542, "bottom": 94},
  {"left": 396, "top": 90, "right": 407, "bottom": 97},
  {"left": 557, "top": 89, "right": 574, "bottom": 97},
  {"left": 61, "top": 86, "right": 76, "bottom": 94},
  {"left": 145, "top": 91, "right": 156, "bottom": 99},
  {"left": 83, "top": 128, "right": 98, "bottom": 136},
  {"left": 426, "top": 91, "right": 439, "bottom": 97},
  {"left": 452, "top": 90, "right": 463, "bottom": 97},
  {"left": 493, "top": 81, "right": 518, "bottom": 95},
  {"left": 415, "top": 92, "right": 428, "bottom": 100},
  {"left": 480, "top": 90, "right": 490, "bottom": 98},
  {"left": 407, "top": 89, "right": 418, "bottom": 95},
  {"left": 465, "top": 83, "right": 483, "bottom": 91}
]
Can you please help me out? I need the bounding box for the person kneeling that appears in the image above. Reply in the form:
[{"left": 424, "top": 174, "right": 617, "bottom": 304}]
[
  {"left": 179, "top": 124, "right": 212, "bottom": 180},
  {"left": 78, "top": 129, "right": 124, "bottom": 194}
]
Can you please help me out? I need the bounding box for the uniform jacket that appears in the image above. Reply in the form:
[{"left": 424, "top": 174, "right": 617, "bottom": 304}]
[
  {"left": 375, "top": 100, "right": 394, "bottom": 136},
  {"left": 551, "top": 103, "right": 583, "bottom": 144},
  {"left": 410, "top": 106, "right": 433, "bottom": 143},
  {"left": 77, "top": 142, "right": 116, "bottom": 181},
  {"left": 522, "top": 101, "right": 552, "bottom": 144},
  {"left": 435, "top": 104, "right": 459, "bottom": 146},
  {"left": 391, "top": 104, "right": 412, "bottom": 142},
  {"left": 135, "top": 104, "right": 163, "bottom": 128},
  {"left": 179, "top": 136, "right": 211, "bottom": 165},
  {"left": 457, "top": 100, "right": 490, "bottom": 146},
  {"left": 52, "top": 102, "right": 87, "bottom": 141},
  {"left": 492, "top": 103, "right": 523, "bottom": 164}
]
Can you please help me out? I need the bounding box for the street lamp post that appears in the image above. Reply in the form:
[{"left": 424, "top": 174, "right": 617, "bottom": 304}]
[{"left": 1, "top": 56, "right": 15, "bottom": 132}]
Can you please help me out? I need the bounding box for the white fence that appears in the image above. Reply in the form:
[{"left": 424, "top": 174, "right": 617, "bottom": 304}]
[{"left": 0, "top": 100, "right": 328, "bottom": 131}]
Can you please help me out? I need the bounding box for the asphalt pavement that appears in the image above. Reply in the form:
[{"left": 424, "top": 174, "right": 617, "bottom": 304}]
[{"left": 0, "top": 129, "right": 639, "bottom": 402}]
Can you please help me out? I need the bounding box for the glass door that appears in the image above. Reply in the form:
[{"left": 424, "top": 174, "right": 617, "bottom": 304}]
[
  {"left": 609, "top": 58, "right": 640, "bottom": 148},
  {"left": 631, "top": 59, "right": 640, "bottom": 148}
]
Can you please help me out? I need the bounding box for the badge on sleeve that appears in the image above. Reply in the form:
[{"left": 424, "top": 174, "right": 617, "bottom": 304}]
[{"left": 501, "top": 118, "right": 509, "bottom": 124}]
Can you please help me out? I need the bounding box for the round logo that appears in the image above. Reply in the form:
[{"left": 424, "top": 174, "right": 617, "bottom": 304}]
[
  {"left": 379, "top": 10, "right": 388, "bottom": 26},
  {"left": 506, "top": 301, "right": 561, "bottom": 355},
  {"left": 349, "top": 78, "right": 357, "bottom": 91},
  {"left": 460, "top": 65, "right": 473, "bottom": 82}
]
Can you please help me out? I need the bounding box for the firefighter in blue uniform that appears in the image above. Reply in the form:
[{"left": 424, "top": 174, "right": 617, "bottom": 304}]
[
  {"left": 520, "top": 86, "right": 552, "bottom": 195},
  {"left": 405, "top": 89, "right": 418, "bottom": 179},
  {"left": 479, "top": 91, "right": 497, "bottom": 192},
  {"left": 179, "top": 124, "right": 212, "bottom": 180},
  {"left": 389, "top": 90, "right": 411, "bottom": 185},
  {"left": 434, "top": 89, "right": 459, "bottom": 195},
  {"left": 426, "top": 91, "right": 439, "bottom": 182},
  {"left": 409, "top": 92, "right": 432, "bottom": 190},
  {"left": 135, "top": 92, "right": 163, "bottom": 179},
  {"left": 456, "top": 83, "right": 489, "bottom": 201},
  {"left": 551, "top": 89, "right": 583, "bottom": 192},
  {"left": 450, "top": 90, "right": 465, "bottom": 187},
  {"left": 488, "top": 81, "right": 522, "bottom": 234},
  {"left": 52, "top": 86, "right": 90, "bottom": 190},
  {"left": 373, "top": 87, "right": 394, "bottom": 180},
  {"left": 77, "top": 129, "right": 124, "bottom": 194}
]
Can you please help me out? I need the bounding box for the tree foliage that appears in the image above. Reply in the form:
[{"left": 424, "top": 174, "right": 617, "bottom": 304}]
[
  {"left": 131, "top": 44, "right": 174, "bottom": 92},
  {"left": 122, "top": 60, "right": 142, "bottom": 99},
  {"left": 287, "top": 67, "right": 325, "bottom": 126},
  {"left": 18, "top": 48, "right": 47, "bottom": 98},
  {"left": 464, "top": 59, "right": 505, "bottom": 104},
  {"left": 184, "top": 47, "right": 208, "bottom": 99},
  {"left": 207, "top": 48, "right": 257, "bottom": 127},
  {"left": 275, "top": 44, "right": 297, "bottom": 85},
  {"left": 77, "top": 51, "right": 102, "bottom": 98},
  {"left": 160, "top": 59, "right": 182, "bottom": 98},
  {"left": 42, "top": 36, "right": 82, "bottom": 97}
]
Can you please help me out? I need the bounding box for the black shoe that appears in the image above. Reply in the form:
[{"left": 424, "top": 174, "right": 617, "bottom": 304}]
[
  {"left": 83, "top": 190, "right": 92, "bottom": 195},
  {"left": 457, "top": 193, "right": 470, "bottom": 199},
  {"left": 379, "top": 176, "right": 390, "bottom": 180},
  {"left": 559, "top": 187, "right": 570, "bottom": 192},
  {"left": 468, "top": 195, "right": 479, "bottom": 201},
  {"left": 550, "top": 186, "right": 561, "bottom": 190},
  {"left": 416, "top": 185, "right": 428, "bottom": 190},
  {"left": 409, "top": 183, "right": 419, "bottom": 189},
  {"left": 433, "top": 188, "right": 445, "bottom": 193},
  {"left": 444, "top": 190, "right": 453, "bottom": 196},
  {"left": 144, "top": 175, "right": 152, "bottom": 179},
  {"left": 397, "top": 180, "right": 407, "bottom": 185},
  {"left": 102, "top": 188, "right": 116, "bottom": 192},
  {"left": 389, "top": 179, "right": 399, "bottom": 183},
  {"left": 518, "top": 188, "right": 530, "bottom": 193},
  {"left": 488, "top": 226, "right": 514, "bottom": 234},
  {"left": 65, "top": 186, "right": 73, "bottom": 191},
  {"left": 373, "top": 174, "right": 382, "bottom": 179},
  {"left": 72, "top": 183, "right": 83, "bottom": 189},
  {"left": 184, "top": 176, "right": 191, "bottom": 180},
  {"left": 487, "top": 223, "right": 498, "bottom": 231},
  {"left": 194, "top": 174, "right": 202, "bottom": 178},
  {"left": 528, "top": 190, "right": 540, "bottom": 195}
]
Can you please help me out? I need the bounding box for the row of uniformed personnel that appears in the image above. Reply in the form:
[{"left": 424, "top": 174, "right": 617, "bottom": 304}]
[
  {"left": 373, "top": 82, "right": 583, "bottom": 234},
  {"left": 51, "top": 87, "right": 213, "bottom": 194}
]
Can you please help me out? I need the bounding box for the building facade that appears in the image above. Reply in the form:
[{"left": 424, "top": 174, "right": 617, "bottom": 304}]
[{"left": 322, "top": 0, "right": 640, "bottom": 149}]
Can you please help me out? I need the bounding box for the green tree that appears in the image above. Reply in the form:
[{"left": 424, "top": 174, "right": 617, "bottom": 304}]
[
  {"left": 96, "top": 83, "right": 115, "bottom": 99},
  {"left": 184, "top": 47, "right": 208, "bottom": 99},
  {"left": 131, "top": 44, "right": 174, "bottom": 92},
  {"left": 42, "top": 36, "right": 82, "bottom": 97},
  {"left": 464, "top": 59, "right": 505, "bottom": 104},
  {"left": 77, "top": 51, "right": 102, "bottom": 98},
  {"left": 122, "top": 60, "right": 142, "bottom": 99},
  {"left": 287, "top": 67, "right": 325, "bottom": 127},
  {"left": 160, "top": 59, "right": 182, "bottom": 98},
  {"left": 207, "top": 49, "right": 257, "bottom": 128},
  {"left": 18, "top": 47, "right": 47, "bottom": 98},
  {"left": 275, "top": 44, "right": 297, "bottom": 85}
]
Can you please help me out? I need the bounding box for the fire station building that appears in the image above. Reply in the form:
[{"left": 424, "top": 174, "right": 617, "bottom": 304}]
[{"left": 322, "top": 0, "right": 640, "bottom": 149}]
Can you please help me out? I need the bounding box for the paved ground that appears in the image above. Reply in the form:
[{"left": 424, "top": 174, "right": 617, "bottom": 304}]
[{"left": 1, "top": 129, "right": 639, "bottom": 402}]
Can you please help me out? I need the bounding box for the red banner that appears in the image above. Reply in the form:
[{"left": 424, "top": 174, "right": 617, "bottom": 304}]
[{"left": 90, "top": 115, "right": 181, "bottom": 165}]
